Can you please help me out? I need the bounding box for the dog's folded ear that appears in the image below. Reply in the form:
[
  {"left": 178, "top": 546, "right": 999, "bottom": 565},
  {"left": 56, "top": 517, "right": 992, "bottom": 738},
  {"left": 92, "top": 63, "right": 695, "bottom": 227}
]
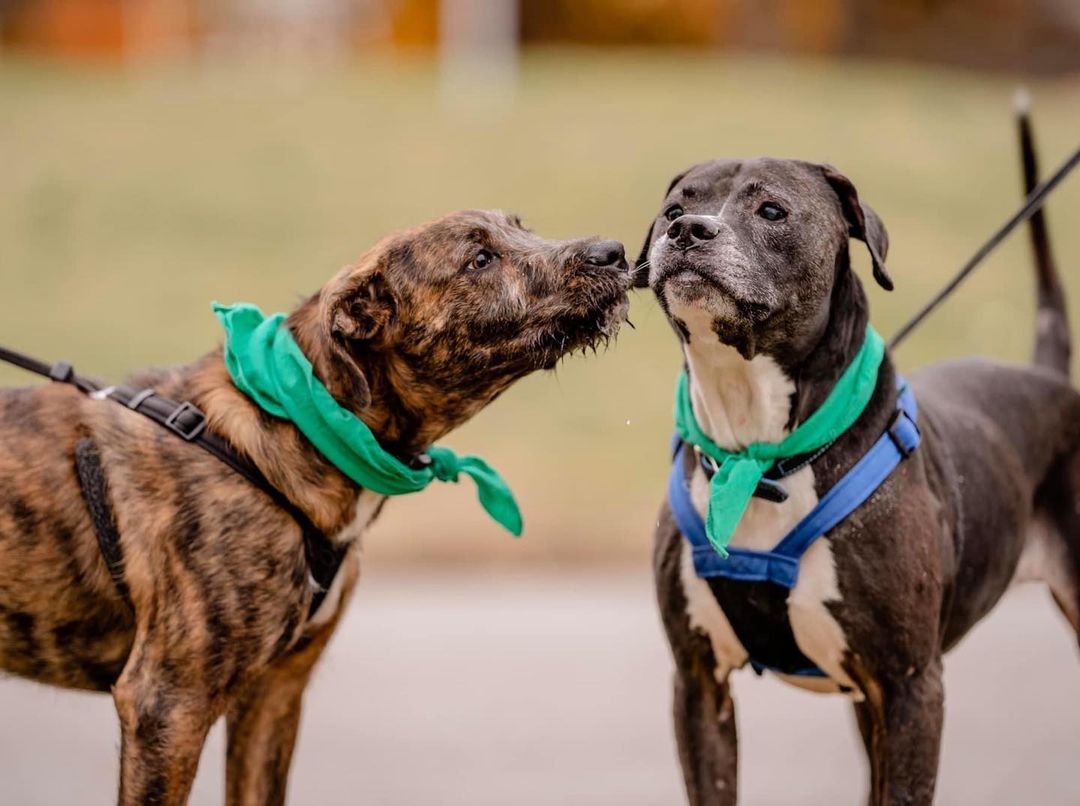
[
  {"left": 633, "top": 169, "right": 689, "bottom": 289},
  {"left": 318, "top": 266, "right": 398, "bottom": 408},
  {"left": 329, "top": 270, "right": 397, "bottom": 346},
  {"left": 821, "top": 166, "right": 894, "bottom": 291}
]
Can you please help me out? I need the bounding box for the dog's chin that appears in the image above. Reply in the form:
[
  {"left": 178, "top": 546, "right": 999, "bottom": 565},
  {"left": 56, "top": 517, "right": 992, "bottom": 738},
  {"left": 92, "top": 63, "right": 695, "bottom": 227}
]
[
  {"left": 661, "top": 274, "right": 769, "bottom": 361},
  {"left": 661, "top": 269, "right": 717, "bottom": 307}
]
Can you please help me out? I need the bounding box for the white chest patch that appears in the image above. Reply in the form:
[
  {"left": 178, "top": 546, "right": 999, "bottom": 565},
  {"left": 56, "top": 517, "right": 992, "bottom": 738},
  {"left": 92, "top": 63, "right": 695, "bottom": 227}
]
[
  {"left": 306, "top": 489, "right": 383, "bottom": 629},
  {"left": 679, "top": 538, "right": 749, "bottom": 678},
  {"left": 672, "top": 301, "right": 860, "bottom": 696},
  {"left": 675, "top": 304, "right": 793, "bottom": 451}
]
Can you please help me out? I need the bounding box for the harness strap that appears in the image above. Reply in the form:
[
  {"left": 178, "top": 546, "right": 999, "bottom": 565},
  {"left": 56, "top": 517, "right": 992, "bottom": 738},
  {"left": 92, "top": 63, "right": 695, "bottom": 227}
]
[
  {"left": 695, "top": 439, "right": 839, "bottom": 504},
  {"left": 74, "top": 439, "right": 133, "bottom": 611},
  {"left": 769, "top": 385, "right": 919, "bottom": 564},
  {"left": 97, "top": 385, "right": 345, "bottom": 615},
  {"left": 667, "top": 380, "right": 920, "bottom": 679},
  {"left": 2, "top": 346, "right": 346, "bottom": 617},
  {"left": 672, "top": 381, "right": 919, "bottom": 588}
]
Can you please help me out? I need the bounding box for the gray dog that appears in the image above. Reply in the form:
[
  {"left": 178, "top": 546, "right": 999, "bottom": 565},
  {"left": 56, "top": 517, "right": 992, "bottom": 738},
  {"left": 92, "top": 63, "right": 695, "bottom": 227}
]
[{"left": 636, "top": 120, "right": 1079, "bottom": 804}]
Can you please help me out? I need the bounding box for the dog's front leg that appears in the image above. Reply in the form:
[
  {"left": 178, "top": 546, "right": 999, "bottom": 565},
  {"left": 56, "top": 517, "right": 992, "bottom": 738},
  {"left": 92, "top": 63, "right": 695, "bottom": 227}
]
[
  {"left": 113, "top": 643, "right": 222, "bottom": 806},
  {"left": 656, "top": 516, "right": 738, "bottom": 805},
  {"left": 857, "top": 660, "right": 944, "bottom": 806},
  {"left": 224, "top": 663, "right": 308, "bottom": 806},
  {"left": 672, "top": 661, "right": 738, "bottom": 806},
  {"left": 224, "top": 625, "right": 334, "bottom": 806},
  {"left": 225, "top": 559, "right": 356, "bottom": 806}
]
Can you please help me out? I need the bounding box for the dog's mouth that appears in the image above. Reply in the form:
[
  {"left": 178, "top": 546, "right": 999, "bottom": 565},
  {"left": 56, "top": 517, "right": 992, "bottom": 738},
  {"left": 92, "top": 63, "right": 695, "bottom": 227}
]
[
  {"left": 530, "top": 266, "right": 632, "bottom": 368},
  {"left": 662, "top": 267, "right": 716, "bottom": 303},
  {"left": 651, "top": 248, "right": 776, "bottom": 359},
  {"left": 655, "top": 257, "right": 773, "bottom": 324}
]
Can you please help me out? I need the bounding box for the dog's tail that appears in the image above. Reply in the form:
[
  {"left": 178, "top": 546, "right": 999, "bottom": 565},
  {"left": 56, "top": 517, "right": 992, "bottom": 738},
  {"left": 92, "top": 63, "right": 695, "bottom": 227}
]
[{"left": 1018, "top": 90, "right": 1071, "bottom": 376}]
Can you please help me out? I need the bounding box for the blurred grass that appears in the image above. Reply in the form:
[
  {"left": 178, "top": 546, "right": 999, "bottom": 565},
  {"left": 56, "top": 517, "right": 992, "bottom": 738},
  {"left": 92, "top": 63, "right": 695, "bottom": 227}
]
[{"left": 1, "top": 51, "right": 1079, "bottom": 567}]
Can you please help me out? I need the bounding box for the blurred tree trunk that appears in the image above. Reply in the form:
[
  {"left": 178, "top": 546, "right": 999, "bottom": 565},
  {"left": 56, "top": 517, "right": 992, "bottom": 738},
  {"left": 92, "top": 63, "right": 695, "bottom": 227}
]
[{"left": 440, "top": 0, "right": 518, "bottom": 105}]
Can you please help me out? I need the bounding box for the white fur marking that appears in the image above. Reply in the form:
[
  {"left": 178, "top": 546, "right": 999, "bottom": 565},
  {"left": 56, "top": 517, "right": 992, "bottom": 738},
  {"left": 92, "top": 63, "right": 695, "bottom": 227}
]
[
  {"left": 787, "top": 537, "right": 862, "bottom": 697},
  {"left": 306, "top": 490, "right": 382, "bottom": 628},
  {"left": 673, "top": 303, "right": 794, "bottom": 450},
  {"left": 674, "top": 301, "right": 861, "bottom": 696},
  {"left": 679, "top": 540, "right": 748, "bottom": 682}
]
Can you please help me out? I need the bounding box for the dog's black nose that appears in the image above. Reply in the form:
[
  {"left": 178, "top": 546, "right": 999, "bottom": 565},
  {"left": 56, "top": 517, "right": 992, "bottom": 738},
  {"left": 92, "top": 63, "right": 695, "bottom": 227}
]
[
  {"left": 667, "top": 215, "right": 719, "bottom": 249},
  {"left": 584, "top": 240, "right": 626, "bottom": 267}
]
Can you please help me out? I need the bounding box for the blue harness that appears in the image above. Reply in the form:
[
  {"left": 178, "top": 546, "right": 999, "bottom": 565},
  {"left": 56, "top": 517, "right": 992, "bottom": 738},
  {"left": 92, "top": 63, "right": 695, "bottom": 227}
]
[{"left": 667, "top": 380, "right": 921, "bottom": 677}]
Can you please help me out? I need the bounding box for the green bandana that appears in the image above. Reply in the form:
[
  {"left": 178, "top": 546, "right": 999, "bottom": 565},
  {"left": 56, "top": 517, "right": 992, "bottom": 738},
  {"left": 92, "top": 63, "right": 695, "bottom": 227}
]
[
  {"left": 674, "top": 324, "right": 884, "bottom": 557},
  {"left": 213, "top": 302, "right": 523, "bottom": 536}
]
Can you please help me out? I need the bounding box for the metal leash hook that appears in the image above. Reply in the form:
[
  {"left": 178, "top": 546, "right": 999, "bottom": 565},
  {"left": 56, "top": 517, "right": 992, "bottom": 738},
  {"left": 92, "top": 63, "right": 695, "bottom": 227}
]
[{"left": 889, "top": 116, "right": 1080, "bottom": 350}]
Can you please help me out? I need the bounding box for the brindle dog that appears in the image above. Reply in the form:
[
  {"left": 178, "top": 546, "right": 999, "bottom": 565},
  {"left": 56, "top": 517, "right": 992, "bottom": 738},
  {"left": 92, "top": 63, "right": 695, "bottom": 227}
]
[
  {"left": 0, "top": 210, "right": 630, "bottom": 805},
  {"left": 638, "top": 139, "right": 1080, "bottom": 801}
]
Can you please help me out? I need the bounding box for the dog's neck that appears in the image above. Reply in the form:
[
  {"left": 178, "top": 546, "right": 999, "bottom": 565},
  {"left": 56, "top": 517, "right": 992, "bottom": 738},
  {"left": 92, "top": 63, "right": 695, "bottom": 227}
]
[
  {"left": 678, "top": 303, "right": 793, "bottom": 449},
  {"left": 185, "top": 354, "right": 364, "bottom": 535},
  {"left": 183, "top": 295, "right": 483, "bottom": 535},
  {"left": 285, "top": 295, "right": 484, "bottom": 456},
  {"left": 678, "top": 268, "right": 872, "bottom": 450}
]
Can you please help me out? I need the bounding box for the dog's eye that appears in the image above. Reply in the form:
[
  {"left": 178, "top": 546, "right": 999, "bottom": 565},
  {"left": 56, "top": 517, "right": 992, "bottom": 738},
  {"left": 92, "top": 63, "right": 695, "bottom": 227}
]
[
  {"left": 467, "top": 249, "right": 497, "bottom": 271},
  {"left": 757, "top": 202, "right": 787, "bottom": 222},
  {"left": 663, "top": 205, "right": 684, "bottom": 222}
]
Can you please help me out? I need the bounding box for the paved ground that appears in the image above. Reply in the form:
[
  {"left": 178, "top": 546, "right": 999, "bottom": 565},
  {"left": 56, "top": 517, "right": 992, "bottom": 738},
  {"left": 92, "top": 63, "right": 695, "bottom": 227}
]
[{"left": 1, "top": 571, "right": 1077, "bottom": 805}]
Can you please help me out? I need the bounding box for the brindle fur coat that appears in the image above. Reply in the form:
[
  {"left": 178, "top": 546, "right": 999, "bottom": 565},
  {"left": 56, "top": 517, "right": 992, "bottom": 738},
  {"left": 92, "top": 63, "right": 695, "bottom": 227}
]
[{"left": 0, "top": 210, "right": 630, "bottom": 805}]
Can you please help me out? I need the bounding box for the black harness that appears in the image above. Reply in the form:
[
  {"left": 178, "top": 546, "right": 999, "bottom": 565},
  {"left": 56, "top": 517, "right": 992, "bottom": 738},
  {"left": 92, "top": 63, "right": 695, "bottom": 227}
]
[{"left": 0, "top": 345, "right": 348, "bottom": 617}]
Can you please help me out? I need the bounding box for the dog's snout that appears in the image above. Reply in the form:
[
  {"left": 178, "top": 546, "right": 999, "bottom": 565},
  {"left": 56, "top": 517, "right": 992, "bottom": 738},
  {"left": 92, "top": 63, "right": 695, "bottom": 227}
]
[
  {"left": 584, "top": 240, "right": 626, "bottom": 268},
  {"left": 667, "top": 215, "right": 719, "bottom": 249}
]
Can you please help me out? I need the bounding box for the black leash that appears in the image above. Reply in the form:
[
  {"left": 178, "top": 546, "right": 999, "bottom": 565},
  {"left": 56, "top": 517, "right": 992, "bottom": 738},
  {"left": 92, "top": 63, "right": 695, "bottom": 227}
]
[
  {"left": 1, "top": 347, "right": 346, "bottom": 616},
  {"left": 889, "top": 143, "right": 1080, "bottom": 350},
  {"left": 0, "top": 346, "right": 99, "bottom": 394}
]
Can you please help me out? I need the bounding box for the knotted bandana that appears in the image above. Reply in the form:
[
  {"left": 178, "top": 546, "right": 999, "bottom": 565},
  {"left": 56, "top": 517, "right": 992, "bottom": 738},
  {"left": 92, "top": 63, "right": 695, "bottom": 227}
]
[
  {"left": 214, "top": 302, "right": 523, "bottom": 536},
  {"left": 673, "top": 324, "right": 884, "bottom": 557}
]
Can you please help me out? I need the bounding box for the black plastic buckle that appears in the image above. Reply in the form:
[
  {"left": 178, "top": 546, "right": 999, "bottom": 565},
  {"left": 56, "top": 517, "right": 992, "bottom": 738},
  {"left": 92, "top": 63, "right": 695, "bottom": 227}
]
[
  {"left": 753, "top": 477, "right": 790, "bottom": 504},
  {"left": 164, "top": 401, "right": 207, "bottom": 441},
  {"left": 48, "top": 361, "right": 74, "bottom": 383},
  {"left": 698, "top": 448, "right": 789, "bottom": 503},
  {"left": 886, "top": 409, "right": 918, "bottom": 458}
]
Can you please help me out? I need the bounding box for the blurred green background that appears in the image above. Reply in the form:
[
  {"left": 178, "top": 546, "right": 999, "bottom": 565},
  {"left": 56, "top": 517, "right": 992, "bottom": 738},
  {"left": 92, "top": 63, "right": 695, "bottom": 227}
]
[{"left": 2, "top": 52, "right": 1079, "bottom": 567}]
